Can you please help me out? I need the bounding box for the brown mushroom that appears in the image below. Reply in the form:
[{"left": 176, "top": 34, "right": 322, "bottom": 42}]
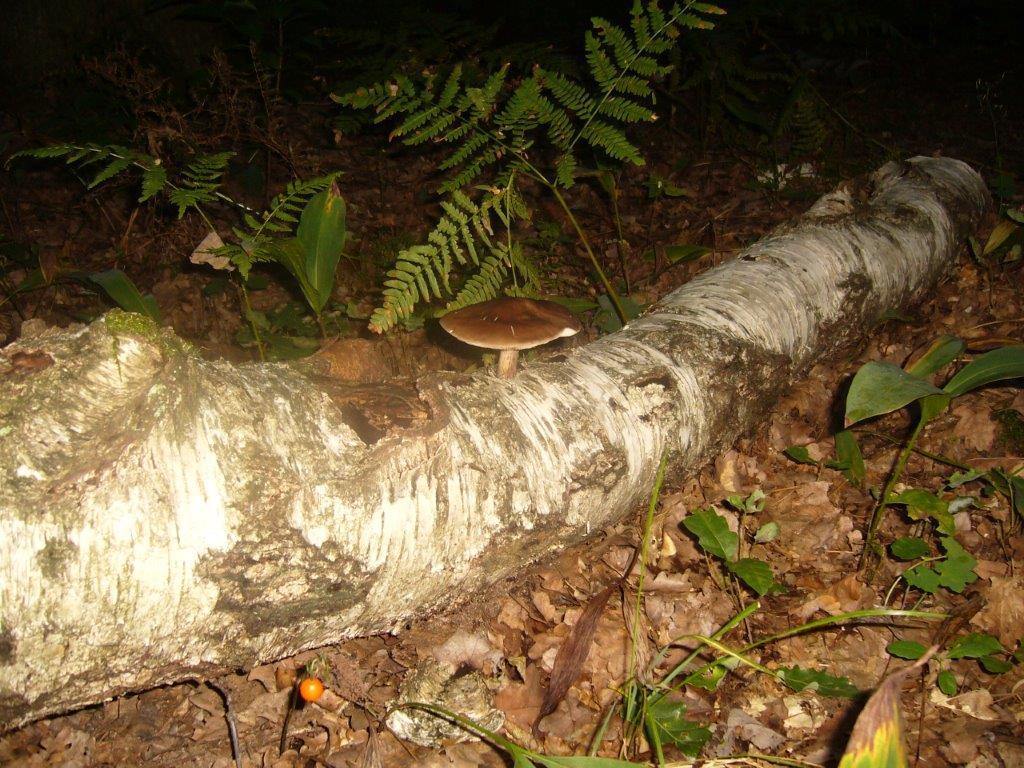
[{"left": 439, "top": 297, "right": 582, "bottom": 378}]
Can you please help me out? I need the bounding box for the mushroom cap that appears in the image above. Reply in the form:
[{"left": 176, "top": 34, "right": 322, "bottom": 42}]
[{"left": 439, "top": 297, "right": 582, "bottom": 351}]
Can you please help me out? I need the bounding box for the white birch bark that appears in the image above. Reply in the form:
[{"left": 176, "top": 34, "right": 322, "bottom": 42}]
[{"left": 0, "top": 157, "right": 988, "bottom": 728}]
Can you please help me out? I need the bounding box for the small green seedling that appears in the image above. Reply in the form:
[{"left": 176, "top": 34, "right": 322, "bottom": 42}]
[
  {"left": 887, "top": 633, "right": 1020, "bottom": 697},
  {"left": 843, "top": 336, "right": 1024, "bottom": 570},
  {"left": 682, "top": 501, "right": 784, "bottom": 598}
]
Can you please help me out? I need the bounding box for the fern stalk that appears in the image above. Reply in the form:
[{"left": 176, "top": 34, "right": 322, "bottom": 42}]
[{"left": 548, "top": 184, "right": 627, "bottom": 322}]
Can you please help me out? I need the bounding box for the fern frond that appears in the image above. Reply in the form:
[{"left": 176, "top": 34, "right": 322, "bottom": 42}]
[
  {"left": 444, "top": 249, "right": 509, "bottom": 311},
  {"left": 580, "top": 120, "right": 642, "bottom": 164},
  {"left": 234, "top": 173, "right": 341, "bottom": 240},
  {"left": 339, "top": 0, "right": 723, "bottom": 331},
  {"left": 538, "top": 68, "right": 597, "bottom": 120},
  {"left": 167, "top": 152, "right": 234, "bottom": 218},
  {"left": 9, "top": 143, "right": 163, "bottom": 202},
  {"left": 598, "top": 95, "right": 656, "bottom": 123},
  {"left": 368, "top": 186, "right": 512, "bottom": 332},
  {"left": 554, "top": 153, "right": 578, "bottom": 187},
  {"left": 140, "top": 165, "right": 167, "bottom": 202}
]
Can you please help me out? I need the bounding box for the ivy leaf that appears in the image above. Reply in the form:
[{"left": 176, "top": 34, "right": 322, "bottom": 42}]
[
  {"left": 934, "top": 537, "right": 977, "bottom": 593},
  {"left": 785, "top": 445, "right": 817, "bottom": 465},
  {"left": 947, "top": 633, "right": 1003, "bottom": 660},
  {"left": 644, "top": 697, "right": 711, "bottom": 758},
  {"left": 887, "top": 640, "right": 926, "bottom": 660},
  {"left": 902, "top": 563, "right": 941, "bottom": 594},
  {"left": 777, "top": 666, "right": 859, "bottom": 698},
  {"left": 937, "top": 670, "right": 958, "bottom": 696},
  {"left": 889, "top": 488, "right": 954, "bottom": 535},
  {"left": 682, "top": 508, "right": 737, "bottom": 561},
  {"left": 890, "top": 537, "right": 930, "bottom": 561},
  {"left": 726, "top": 557, "right": 782, "bottom": 596}
]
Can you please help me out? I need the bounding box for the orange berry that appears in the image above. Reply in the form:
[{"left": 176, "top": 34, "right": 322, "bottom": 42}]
[{"left": 298, "top": 676, "right": 324, "bottom": 703}]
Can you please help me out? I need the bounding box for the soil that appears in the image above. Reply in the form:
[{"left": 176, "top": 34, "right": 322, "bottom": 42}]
[{"left": 0, "top": 12, "right": 1022, "bottom": 768}]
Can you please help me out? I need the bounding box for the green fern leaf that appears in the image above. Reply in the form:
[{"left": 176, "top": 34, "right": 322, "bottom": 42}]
[
  {"left": 140, "top": 165, "right": 167, "bottom": 202},
  {"left": 580, "top": 120, "right": 643, "bottom": 164},
  {"left": 554, "top": 153, "right": 578, "bottom": 187},
  {"left": 88, "top": 156, "right": 132, "bottom": 189}
]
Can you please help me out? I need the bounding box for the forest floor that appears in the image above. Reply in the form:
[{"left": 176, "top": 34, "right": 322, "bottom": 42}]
[{"left": 1, "top": 25, "right": 1022, "bottom": 768}]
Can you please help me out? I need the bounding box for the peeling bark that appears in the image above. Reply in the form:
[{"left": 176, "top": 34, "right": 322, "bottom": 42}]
[{"left": 0, "top": 157, "right": 989, "bottom": 728}]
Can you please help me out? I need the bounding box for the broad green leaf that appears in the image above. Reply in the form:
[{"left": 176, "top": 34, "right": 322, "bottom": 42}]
[
  {"left": 845, "top": 361, "right": 945, "bottom": 427},
  {"left": 682, "top": 508, "right": 737, "bottom": 561},
  {"left": 937, "top": 670, "right": 957, "bottom": 695},
  {"left": 594, "top": 294, "right": 643, "bottom": 332},
  {"left": 948, "top": 633, "right": 1002, "bottom": 660},
  {"left": 726, "top": 557, "right": 781, "bottom": 596},
  {"left": 644, "top": 697, "right": 711, "bottom": 758},
  {"left": 902, "top": 564, "right": 941, "bottom": 594},
  {"left": 90, "top": 269, "right": 161, "bottom": 321},
  {"left": 918, "top": 392, "right": 952, "bottom": 423},
  {"left": 943, "top": 346, "right": 1024, "bottom": 397},
  {"left": 890, "top": 537, "right": 930, "bottom": 561},
  {"left": 980, "top": 655, "right": 1012, "bottom": 674},
  {"left": 272, "top": 238, "right": 320, "bottom": 313},
  {"left": 890, "top": 488, "right": 952, "bottom": 534},
  {"left": 777, "top": 666, "right": 859, "bottom": 698},
  {"left": 296, "top": 184, "right": 347, "bottom": 314},
  {"left": 664, "top": 244, "right": 711, "bottom": 264},
  {"left": 946, "top": 469, "right": 984, "bottom": 488},
  {"left": 834, "top": 429, "right": 865, "bottom": 485},
  {"left": 886, "top": 640, "right": 926, "bottom": 660},
  {"left": 785, "top": 445, "right": 816, "bottom": 465},
  {"left": 934, "top": 537, "right": 977, "bottom": 593},
  {"left": 905, "top": 335, "right": 965, "bottom": 378},
  {"left": 682, "top": 661, "right": 730, "bottom": 691}
]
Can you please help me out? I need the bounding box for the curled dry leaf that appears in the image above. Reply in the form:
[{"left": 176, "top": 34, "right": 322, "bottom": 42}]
[
  {"left": 190, "top": 230, "right": 232, "bottom": 271},
  {"left": 532, "top": 583, "right": 615, "bottom": 734}
]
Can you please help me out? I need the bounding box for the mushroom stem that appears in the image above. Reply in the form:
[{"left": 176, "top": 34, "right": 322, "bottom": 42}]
[{"left": 497, "top": 349, "right": 519, "bottom": 379}]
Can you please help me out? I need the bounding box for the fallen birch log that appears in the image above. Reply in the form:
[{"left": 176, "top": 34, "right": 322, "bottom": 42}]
[{"left": 0, "top": 157, "right": 988, "bottom": 728}]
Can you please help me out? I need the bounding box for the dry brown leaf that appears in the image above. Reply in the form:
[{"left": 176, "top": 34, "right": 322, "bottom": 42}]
[
  {"left": 931, "top": 688, "right": 1003, "bottom": 721},
  {"left": 496, "top": 598, "right": 528, "bottom": 632},
  {"left": 248, "top": 662, "right": 279, "bottom": 692},
  {"left": 434, "top": 631, "right": 504, "bottom": 672},
  {"left": 189, "top": 230, "right": 232, "bottom": 271},
  {"left": 970, "top": 575, "right": 1024, "bottom": 648},
  {"left": 531, "top": 589, "right": 559, "bottom": 623},
  {"left": 533, "top": 584, "right": 615, "bottom": 734},
  {"left": 493, "top": 663, "right": 545, "bottom": 729},
  {"left": 236, "top": 689, "right": 290, "bottom": 727},
  {"left": 953, "top": 403, "right": 998, "bottom": 451}
]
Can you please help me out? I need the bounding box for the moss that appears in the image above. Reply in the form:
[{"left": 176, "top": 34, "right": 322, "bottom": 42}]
[
  {"left": 995, "top": 409, "right": 1024, "bottom": 454},
  {"left": 102, "top": 309, "right": 193, "bottom": 356},
  {"left": 103, "top": 309, "right": 161, "bottom": 338}
]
